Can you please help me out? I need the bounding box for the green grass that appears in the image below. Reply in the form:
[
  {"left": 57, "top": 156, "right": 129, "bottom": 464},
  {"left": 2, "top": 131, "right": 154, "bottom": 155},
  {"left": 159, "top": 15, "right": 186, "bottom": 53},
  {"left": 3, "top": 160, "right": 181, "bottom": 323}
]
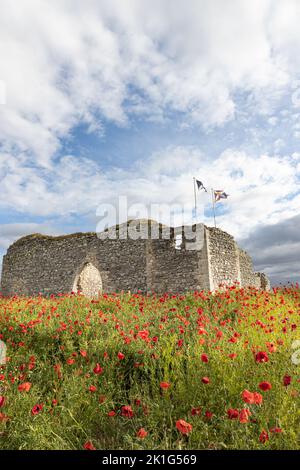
[{"left": 0, "top": 285, "right": 299, "bottom": 450}]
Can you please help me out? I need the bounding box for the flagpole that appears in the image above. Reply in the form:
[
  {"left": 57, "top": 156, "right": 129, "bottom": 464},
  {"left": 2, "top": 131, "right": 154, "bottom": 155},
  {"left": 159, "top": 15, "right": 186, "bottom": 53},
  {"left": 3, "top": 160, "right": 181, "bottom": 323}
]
[
  {"left": 211, "top": 188, "right": 216, "bottom": 228},
  {"left": 193, "top": 177, "right": 197, "bottom": 219}
]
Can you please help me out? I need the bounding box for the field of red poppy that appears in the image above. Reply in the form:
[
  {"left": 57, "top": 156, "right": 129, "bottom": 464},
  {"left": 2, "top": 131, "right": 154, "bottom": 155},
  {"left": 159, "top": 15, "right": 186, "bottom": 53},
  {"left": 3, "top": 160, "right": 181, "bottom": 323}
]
[{"left": 0, "top": 285, "right": 299, "bottom": 450}]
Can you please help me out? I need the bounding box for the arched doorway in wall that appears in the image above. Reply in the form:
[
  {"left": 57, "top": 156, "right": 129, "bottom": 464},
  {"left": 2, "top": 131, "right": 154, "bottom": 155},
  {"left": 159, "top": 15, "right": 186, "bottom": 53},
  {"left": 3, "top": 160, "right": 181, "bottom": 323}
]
[{"left": 73, "top": 262, "right": 102, "bottom": 298}]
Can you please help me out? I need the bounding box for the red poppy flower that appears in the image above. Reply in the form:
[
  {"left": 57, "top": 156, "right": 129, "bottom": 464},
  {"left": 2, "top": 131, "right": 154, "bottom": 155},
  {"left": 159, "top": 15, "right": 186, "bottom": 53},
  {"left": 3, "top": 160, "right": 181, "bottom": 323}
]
[
  {"left": 108, "top": 410, "right": 116, "bottom": 417},
  {"left": 0, "top": 396, "right": 5, "bottom": 408},
  {"left": 117, "top": 352, "right": 125, "bottom": 360},
  {"left": 18, "top": 382, "right": 32, "bottom": 392},
  {"left": 205, "top": 411, "right": 213, "bottom": 420},
  {"left": 270, "top": 427, "right": 282, "bottom": 433},
  {"left": 259, "top": 381, "right": 272, "bottom": 391},
  {"left": 283, "top": 375, "right": 291, "bottom": 386},
  {"left": 228, "top": 353, "right": 237, "bottom": 359},
  {"left": 201, "top": 354, "right": 209, "bottom": 363},
  {"left": 266, "top": 342, "right": 277, "bottom": 353},
  {"left": 176, "top": 419, "right": 193, "bottom": 435},
  {"left": 202, "top": 376, "right": 210, "bottom": 384},
  {"left": 137, "top": 330, "right": 149, "bottom": 340},
  {"left": 83, "top": 441, "right": 96, "bottom": 450},
  {"left": 255, "top": 351, "right": 269, "bottom": 363},
  {"left": 136, "top": 428, "right": 148, "bottom": 438},
  {"left": 121, "top": 405, "right": 134, "bottom": 418},
  {"left": 191, "top": 407, "right": 202, "bottom": 416},
  {"left": 93, "top": 363, "right": 104, "bottom": 375},
  {"left": 242, "top": 389, "right": 263, "bottom": 405},
  {"left": 89, "top": 385, "right": 97, "bottom": 392},
  {"left": 160, "top": 381, "right": 170, "bottom": 389},
  {"left": 227, "top": 408, "right": 239, "bottom": 419},
  {"left": 239, "top": 408, "right": 251, "bottom": 423},
  {"left": 31, "top": 404, "right": 43, "bottom": 415},
  {"left": 259, "top": 430, "right": 269, "bottom": 443}
]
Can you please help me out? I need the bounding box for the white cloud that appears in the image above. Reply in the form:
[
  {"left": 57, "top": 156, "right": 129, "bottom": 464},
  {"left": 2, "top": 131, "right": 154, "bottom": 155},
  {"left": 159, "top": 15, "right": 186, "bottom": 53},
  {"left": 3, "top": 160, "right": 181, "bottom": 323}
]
[
  {"left": 0, "top": 145, "right": 299, "bottom": 240},
  {"left": 0, "top": 0, "right": 300, "bottom": 168},
  {"left": 0, "top": 1, "right": 300, "bottom": 284}
]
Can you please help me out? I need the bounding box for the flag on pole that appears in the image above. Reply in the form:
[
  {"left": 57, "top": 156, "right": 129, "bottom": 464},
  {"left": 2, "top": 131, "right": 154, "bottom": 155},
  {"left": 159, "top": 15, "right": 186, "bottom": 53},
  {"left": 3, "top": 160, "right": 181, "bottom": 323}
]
[
  {"left": 196, "top": 179, "right": 207, "bottom": 192},
  {"left": 214, "top": 190, "right": 229, "bottom": 202}
]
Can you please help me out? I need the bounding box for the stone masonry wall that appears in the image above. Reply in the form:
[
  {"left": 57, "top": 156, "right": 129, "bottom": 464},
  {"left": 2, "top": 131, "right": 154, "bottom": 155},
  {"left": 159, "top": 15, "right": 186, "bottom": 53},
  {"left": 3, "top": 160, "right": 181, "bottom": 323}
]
[
  {"left": 206, "top": 227, "right": 240, "bottom": 290},
  {"left": 238, "top": 248, "right": 261, "bottom": 288},
  {"left": 0, "top": 234, "right": 148, "bottom": 296},
  {"left": 146, "top": 223, "right": 210, "bottom": 293},
  {"left": 0, "top": 220, "right": 269, "bottom": 296}
]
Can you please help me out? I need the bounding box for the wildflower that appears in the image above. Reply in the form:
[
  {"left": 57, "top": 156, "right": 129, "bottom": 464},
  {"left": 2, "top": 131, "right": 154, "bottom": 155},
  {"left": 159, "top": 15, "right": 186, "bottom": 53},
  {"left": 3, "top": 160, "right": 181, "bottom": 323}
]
[
  {"left": 136, "top": 428, "right": 148, "bottom": 438},
  {"left": 239, "top": 408, "right": 251, "bottom": 423},
  {"left": 270, "top": 427, "right": 282, "bottom": 433},
  {"left": 160, "top": 381, "right": 170, "bottom": 389},
  {"left": 18, "top": 382, "right": 32, "bottom": 392},
  {"left": 266, "top": 342, "right": 277, "bottom": 353},
  {"left": 201, "top": 354, "right": 209, "bottom": 363},
  {"left": 83, "top": 441, "right": 96, "bottom": 450},
  {"left": 202, "top": 376, "right": 210, "bottom": 384},
  {"left": 191, "top": 407, "right": 202, "bottom": 416},
  {"left": 108, "top": 410, "right": 116, "bottom": 417},
  {"left": 283, "top": 375, "right": 291, "bottom": 386},
  {"left": 31, "top": 404, "right": 43, "bottom": 415},
  {"left": 255, "top": 351, "right": 269, "bottom": 363},
  {"left": 242, "top": 389, "right": 263, "bottom": 405},
  {"left": 259, "top": 430, "right": 269, "bottom": 444},
  {"left": 205, "top": 410, "right": 213, "bottom": 420},
  {"left": 0, "top": 396, "right": 5, "bottom": 408},
  {"left": 117, "top": 352, "right": 125, "bottom": 360},
  {"left": 66, "top": 358, "right": 75, "bottom": 365},
  {"left": 93, "top": 363, "right": 104, "bottom": 375},
  {"left": 121, "top": 405, "right": 134, "bottom": 418},
  {"left": 89, "top": 385, "right": 97, "bottom": 392},
  {"left": 137, "top": 330, "right": 149, "bottom": 340},
  {"left": 259, "top": 381, "right": 272, "bottom": 391},
  {"left": 176, "top": 419, "right": 193, "bottom": 435},
  {"left": 227, "top": 408, "right": 239, "bottom": 419}
]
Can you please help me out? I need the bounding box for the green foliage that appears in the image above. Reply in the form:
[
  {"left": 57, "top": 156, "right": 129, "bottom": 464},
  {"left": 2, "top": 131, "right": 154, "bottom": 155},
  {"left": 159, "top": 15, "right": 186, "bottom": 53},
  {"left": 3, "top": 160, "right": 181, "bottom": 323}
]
[{"left": 0, "top": 285, "right": 299, "bottom": 449}]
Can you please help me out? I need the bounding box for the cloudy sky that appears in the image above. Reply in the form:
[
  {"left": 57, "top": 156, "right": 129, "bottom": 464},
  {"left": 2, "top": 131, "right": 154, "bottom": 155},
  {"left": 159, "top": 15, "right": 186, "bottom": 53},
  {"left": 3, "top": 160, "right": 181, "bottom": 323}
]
[{"left": 0, "top": 0, "right": 299, "bottom": 285}]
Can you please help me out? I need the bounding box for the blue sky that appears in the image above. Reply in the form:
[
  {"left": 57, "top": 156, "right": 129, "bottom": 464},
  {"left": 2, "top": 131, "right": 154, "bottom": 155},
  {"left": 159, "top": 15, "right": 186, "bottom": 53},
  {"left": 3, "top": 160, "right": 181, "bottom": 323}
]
[{"left": 0, "top": 0, "right": 299, "bottom": 284}]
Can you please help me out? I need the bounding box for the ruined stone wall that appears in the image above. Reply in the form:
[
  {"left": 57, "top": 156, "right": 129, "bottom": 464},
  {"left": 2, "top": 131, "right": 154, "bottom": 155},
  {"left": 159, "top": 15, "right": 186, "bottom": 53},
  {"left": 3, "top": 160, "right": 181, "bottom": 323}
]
[
  {"left": 255, "top": 272, "right": 271, "bottom": 291},
  {"left": 145, "top": 223, "right": 211, "bottom": 293},
  {"left": 206, "top": 227, "right": 240, "bottom": 290},
  {"left": 0, "top": 220, "right": 270, "bottom": 296},
  {"left": 0, "top": 233, "right": 148, "bottom": 296},
  {"left": 238, "top": 248, "right": 260, "bottom": 288},
  {"left": 146, "top": 240, "right": 201, "bottom": 293}
]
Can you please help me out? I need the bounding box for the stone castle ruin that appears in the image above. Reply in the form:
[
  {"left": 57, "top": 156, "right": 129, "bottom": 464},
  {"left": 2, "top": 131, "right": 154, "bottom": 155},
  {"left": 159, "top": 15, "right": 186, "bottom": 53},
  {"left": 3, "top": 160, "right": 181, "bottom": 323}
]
[{"left": 0, "top": 219, "right": 270, "bottom": 297}]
